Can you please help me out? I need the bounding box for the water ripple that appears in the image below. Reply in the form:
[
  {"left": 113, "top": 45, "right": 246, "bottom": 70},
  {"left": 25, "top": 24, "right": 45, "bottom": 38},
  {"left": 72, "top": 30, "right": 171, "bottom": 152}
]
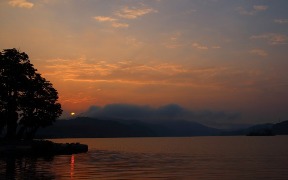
[{"left": 1, "top": 137, "right": 288, "bottom": 179}]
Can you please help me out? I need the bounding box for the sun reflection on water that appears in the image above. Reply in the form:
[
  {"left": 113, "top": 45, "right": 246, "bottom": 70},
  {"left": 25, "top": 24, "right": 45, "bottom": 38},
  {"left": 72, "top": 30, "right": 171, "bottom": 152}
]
[{"left": 70, "top": 155, "right": 75, "bottom": 179}]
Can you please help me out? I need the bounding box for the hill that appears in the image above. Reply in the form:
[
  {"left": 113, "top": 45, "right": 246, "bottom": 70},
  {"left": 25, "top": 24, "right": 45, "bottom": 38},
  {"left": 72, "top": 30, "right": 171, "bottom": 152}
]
[
  {"left": 36, "top": 118, "right": 288, "bottom": 138},
  {"left": 36, "top": 117, "right": 221, "bottom": 138},
  {"left": 221, "top": 120, "right": 288, "bottom": 136},
  {"left": 272, "top": 120, "right": 288, "bottom": 135}
]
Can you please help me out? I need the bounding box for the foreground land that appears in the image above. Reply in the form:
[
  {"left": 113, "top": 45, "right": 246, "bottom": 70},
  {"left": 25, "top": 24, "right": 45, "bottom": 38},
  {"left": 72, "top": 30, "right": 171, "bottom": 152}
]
[{"left": 0, "top": 139, "right": 88, "bottom": 157}]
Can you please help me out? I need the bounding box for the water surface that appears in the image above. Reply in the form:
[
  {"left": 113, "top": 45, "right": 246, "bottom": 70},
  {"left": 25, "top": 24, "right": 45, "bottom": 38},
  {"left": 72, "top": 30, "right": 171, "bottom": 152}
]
[{"left": 1, "top": 136, "right": 288, "bottom": 179}]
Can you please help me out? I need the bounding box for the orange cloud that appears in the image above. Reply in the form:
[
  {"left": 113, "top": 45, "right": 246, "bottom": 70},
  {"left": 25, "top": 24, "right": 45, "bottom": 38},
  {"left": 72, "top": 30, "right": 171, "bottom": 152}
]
[
  {"left": 93, "top": 16, "right": 116, "bottom": 22},
  {"left": 93, "top": 16, "right": 129, "bottom": 28},
  {"left": 39, "top": 57, "right": 288, "bottom": 113},
  {"left": 111, "top": 22, "right": 129, "bottom": 28},
  {"left": 42, "top": 57, "right": 273, "bottom": 93},
  {"left": 93, "top": 4, "right": 156, "bottom": 29},
  {"left": 42, "top": 58, "right": 224, "bottom": 87},
  {"left": 8, "top": 0, "right": 34, "bottom": 8}
]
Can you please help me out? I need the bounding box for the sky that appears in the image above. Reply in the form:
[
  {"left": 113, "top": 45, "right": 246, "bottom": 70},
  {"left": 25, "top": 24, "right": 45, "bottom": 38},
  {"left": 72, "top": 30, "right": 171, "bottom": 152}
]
[{"left": 1, "top": 0, "right": 288, "bottom": 127}]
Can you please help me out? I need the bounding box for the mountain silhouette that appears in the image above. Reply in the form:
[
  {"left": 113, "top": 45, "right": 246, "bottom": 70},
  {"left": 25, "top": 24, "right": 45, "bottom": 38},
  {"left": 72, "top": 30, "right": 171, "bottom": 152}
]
[
  {"left": 36, "top": 118, "right": 288, "bottom": 138},
  {"left": 221, "top": 120, "right": 288, "bottom": 136},
  {"left": 272, "top": 120, "right": 288, "bottom": 135},
  {"left": 36, "top": 117, "right": 220, "bottom": 138}
]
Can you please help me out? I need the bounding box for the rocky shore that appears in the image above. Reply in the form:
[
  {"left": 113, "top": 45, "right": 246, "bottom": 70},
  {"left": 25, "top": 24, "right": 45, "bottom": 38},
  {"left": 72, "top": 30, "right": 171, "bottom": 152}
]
[{"left": 0, "top": 140, "right": 88, "bottom": 157}]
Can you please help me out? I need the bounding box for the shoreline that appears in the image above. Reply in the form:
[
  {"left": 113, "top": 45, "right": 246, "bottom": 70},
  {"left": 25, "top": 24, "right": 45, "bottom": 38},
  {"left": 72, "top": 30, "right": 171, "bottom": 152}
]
[{"left": 0, "top": 139, "right": 88, "bottom": 157}]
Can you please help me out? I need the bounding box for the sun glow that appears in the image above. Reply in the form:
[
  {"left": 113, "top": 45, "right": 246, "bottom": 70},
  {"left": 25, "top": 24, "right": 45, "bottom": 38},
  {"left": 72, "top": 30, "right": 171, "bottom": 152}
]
[{"left": 71, "top": 112, "right": 76, "bottom": 116}]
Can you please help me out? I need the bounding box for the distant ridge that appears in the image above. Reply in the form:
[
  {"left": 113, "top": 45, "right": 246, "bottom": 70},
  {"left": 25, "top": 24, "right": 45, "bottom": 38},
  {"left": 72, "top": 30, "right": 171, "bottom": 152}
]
[
  {"left": 221, "top": 120, "right": 288, "bottom": 136},
  {"left": 273, "top": 120, "right": 288, "bottom": 135},
  {"left": 36, "top": 118, "right": 288, "bottom": 138},
  {"left": 36, "top": 117, "right": 220, "bottom": 138}
]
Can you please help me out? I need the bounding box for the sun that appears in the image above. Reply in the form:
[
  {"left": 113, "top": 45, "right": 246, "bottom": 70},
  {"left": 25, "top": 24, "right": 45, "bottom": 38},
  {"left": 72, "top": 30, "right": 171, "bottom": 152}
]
[{"left": 70, "top": 112, "right": 76, "bottom": 116}]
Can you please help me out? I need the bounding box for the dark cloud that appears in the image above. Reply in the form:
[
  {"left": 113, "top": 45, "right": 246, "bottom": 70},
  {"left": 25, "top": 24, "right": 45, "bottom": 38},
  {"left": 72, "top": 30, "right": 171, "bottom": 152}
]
[
  {"left": 86, "top": 104, "right": 152, "bottom": 119},
  {"left": 83, "top": 103, "right": 241, "bottom": 125}
]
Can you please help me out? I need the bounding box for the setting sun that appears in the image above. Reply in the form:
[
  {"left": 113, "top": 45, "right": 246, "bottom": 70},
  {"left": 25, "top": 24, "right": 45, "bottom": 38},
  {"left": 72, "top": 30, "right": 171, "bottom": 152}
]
[{"left": 71, "top": 112, "right": 76, "bottom": 116}]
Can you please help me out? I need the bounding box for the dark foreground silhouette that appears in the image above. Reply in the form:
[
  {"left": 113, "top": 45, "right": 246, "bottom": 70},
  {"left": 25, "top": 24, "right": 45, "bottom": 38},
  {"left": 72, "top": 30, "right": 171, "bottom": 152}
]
[
  {"left": 0, "top": 49, "right": 89, "bottom": 157},
  {"left": 0, "top": 139, "right": 88, "bottom": 157},
  {"left": 0, "top": 153, "right": 56, "bottom": 179},
  {"left": 0, "top": 48, "right": 62, "bottom": 141}
]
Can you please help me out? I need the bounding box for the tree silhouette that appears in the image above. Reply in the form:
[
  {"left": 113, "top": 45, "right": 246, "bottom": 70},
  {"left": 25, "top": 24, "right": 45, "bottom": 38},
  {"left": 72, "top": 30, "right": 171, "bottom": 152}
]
[{"left": 0, "top": 48, "right": 62, "bottom": 140}]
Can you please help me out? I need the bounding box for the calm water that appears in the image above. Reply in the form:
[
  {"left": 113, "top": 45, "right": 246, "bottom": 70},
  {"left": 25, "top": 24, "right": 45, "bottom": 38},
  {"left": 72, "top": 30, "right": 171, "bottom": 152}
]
[{"left": 1, "top": 136, "right": 288, "bottom": 179}]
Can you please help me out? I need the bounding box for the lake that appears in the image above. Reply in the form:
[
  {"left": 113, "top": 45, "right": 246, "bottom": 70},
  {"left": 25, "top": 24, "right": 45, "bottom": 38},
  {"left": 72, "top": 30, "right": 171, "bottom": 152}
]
[{"left": 1, "top": 136, "right": 288, "bottom": 179}]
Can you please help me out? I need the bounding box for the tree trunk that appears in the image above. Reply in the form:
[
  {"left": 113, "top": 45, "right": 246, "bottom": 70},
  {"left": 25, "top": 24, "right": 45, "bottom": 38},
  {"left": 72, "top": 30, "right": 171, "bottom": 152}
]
[
  {"left": 29, "top": 126, "right": 39, "bottom": 140},
  {"left": 5, "top": 111, "right": 18, "bottom": 140},
  {"left": 5, "top": 99, "right": 18, "bottom": 141},
  {"left": 16, "top": 126, "right": 25, "bottom": 140}
]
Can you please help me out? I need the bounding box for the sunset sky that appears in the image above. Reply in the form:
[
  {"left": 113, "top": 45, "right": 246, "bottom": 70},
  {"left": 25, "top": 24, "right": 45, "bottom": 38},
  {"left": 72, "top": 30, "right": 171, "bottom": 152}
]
[{"left": 1, "top": 0, "right": 288, "bottom": 126}]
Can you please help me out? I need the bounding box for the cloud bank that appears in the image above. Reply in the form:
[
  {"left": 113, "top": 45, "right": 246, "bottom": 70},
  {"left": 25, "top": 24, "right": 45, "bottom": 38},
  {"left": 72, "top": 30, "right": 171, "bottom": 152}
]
[{"left": 83, "top": 104, "right": 241, "bottom": 124}]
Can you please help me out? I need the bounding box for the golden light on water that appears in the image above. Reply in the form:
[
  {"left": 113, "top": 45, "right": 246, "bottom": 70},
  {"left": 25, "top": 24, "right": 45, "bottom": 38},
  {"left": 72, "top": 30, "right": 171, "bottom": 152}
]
[{"left": 70, "top": 155, "right": 75, "bottom": 178}]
